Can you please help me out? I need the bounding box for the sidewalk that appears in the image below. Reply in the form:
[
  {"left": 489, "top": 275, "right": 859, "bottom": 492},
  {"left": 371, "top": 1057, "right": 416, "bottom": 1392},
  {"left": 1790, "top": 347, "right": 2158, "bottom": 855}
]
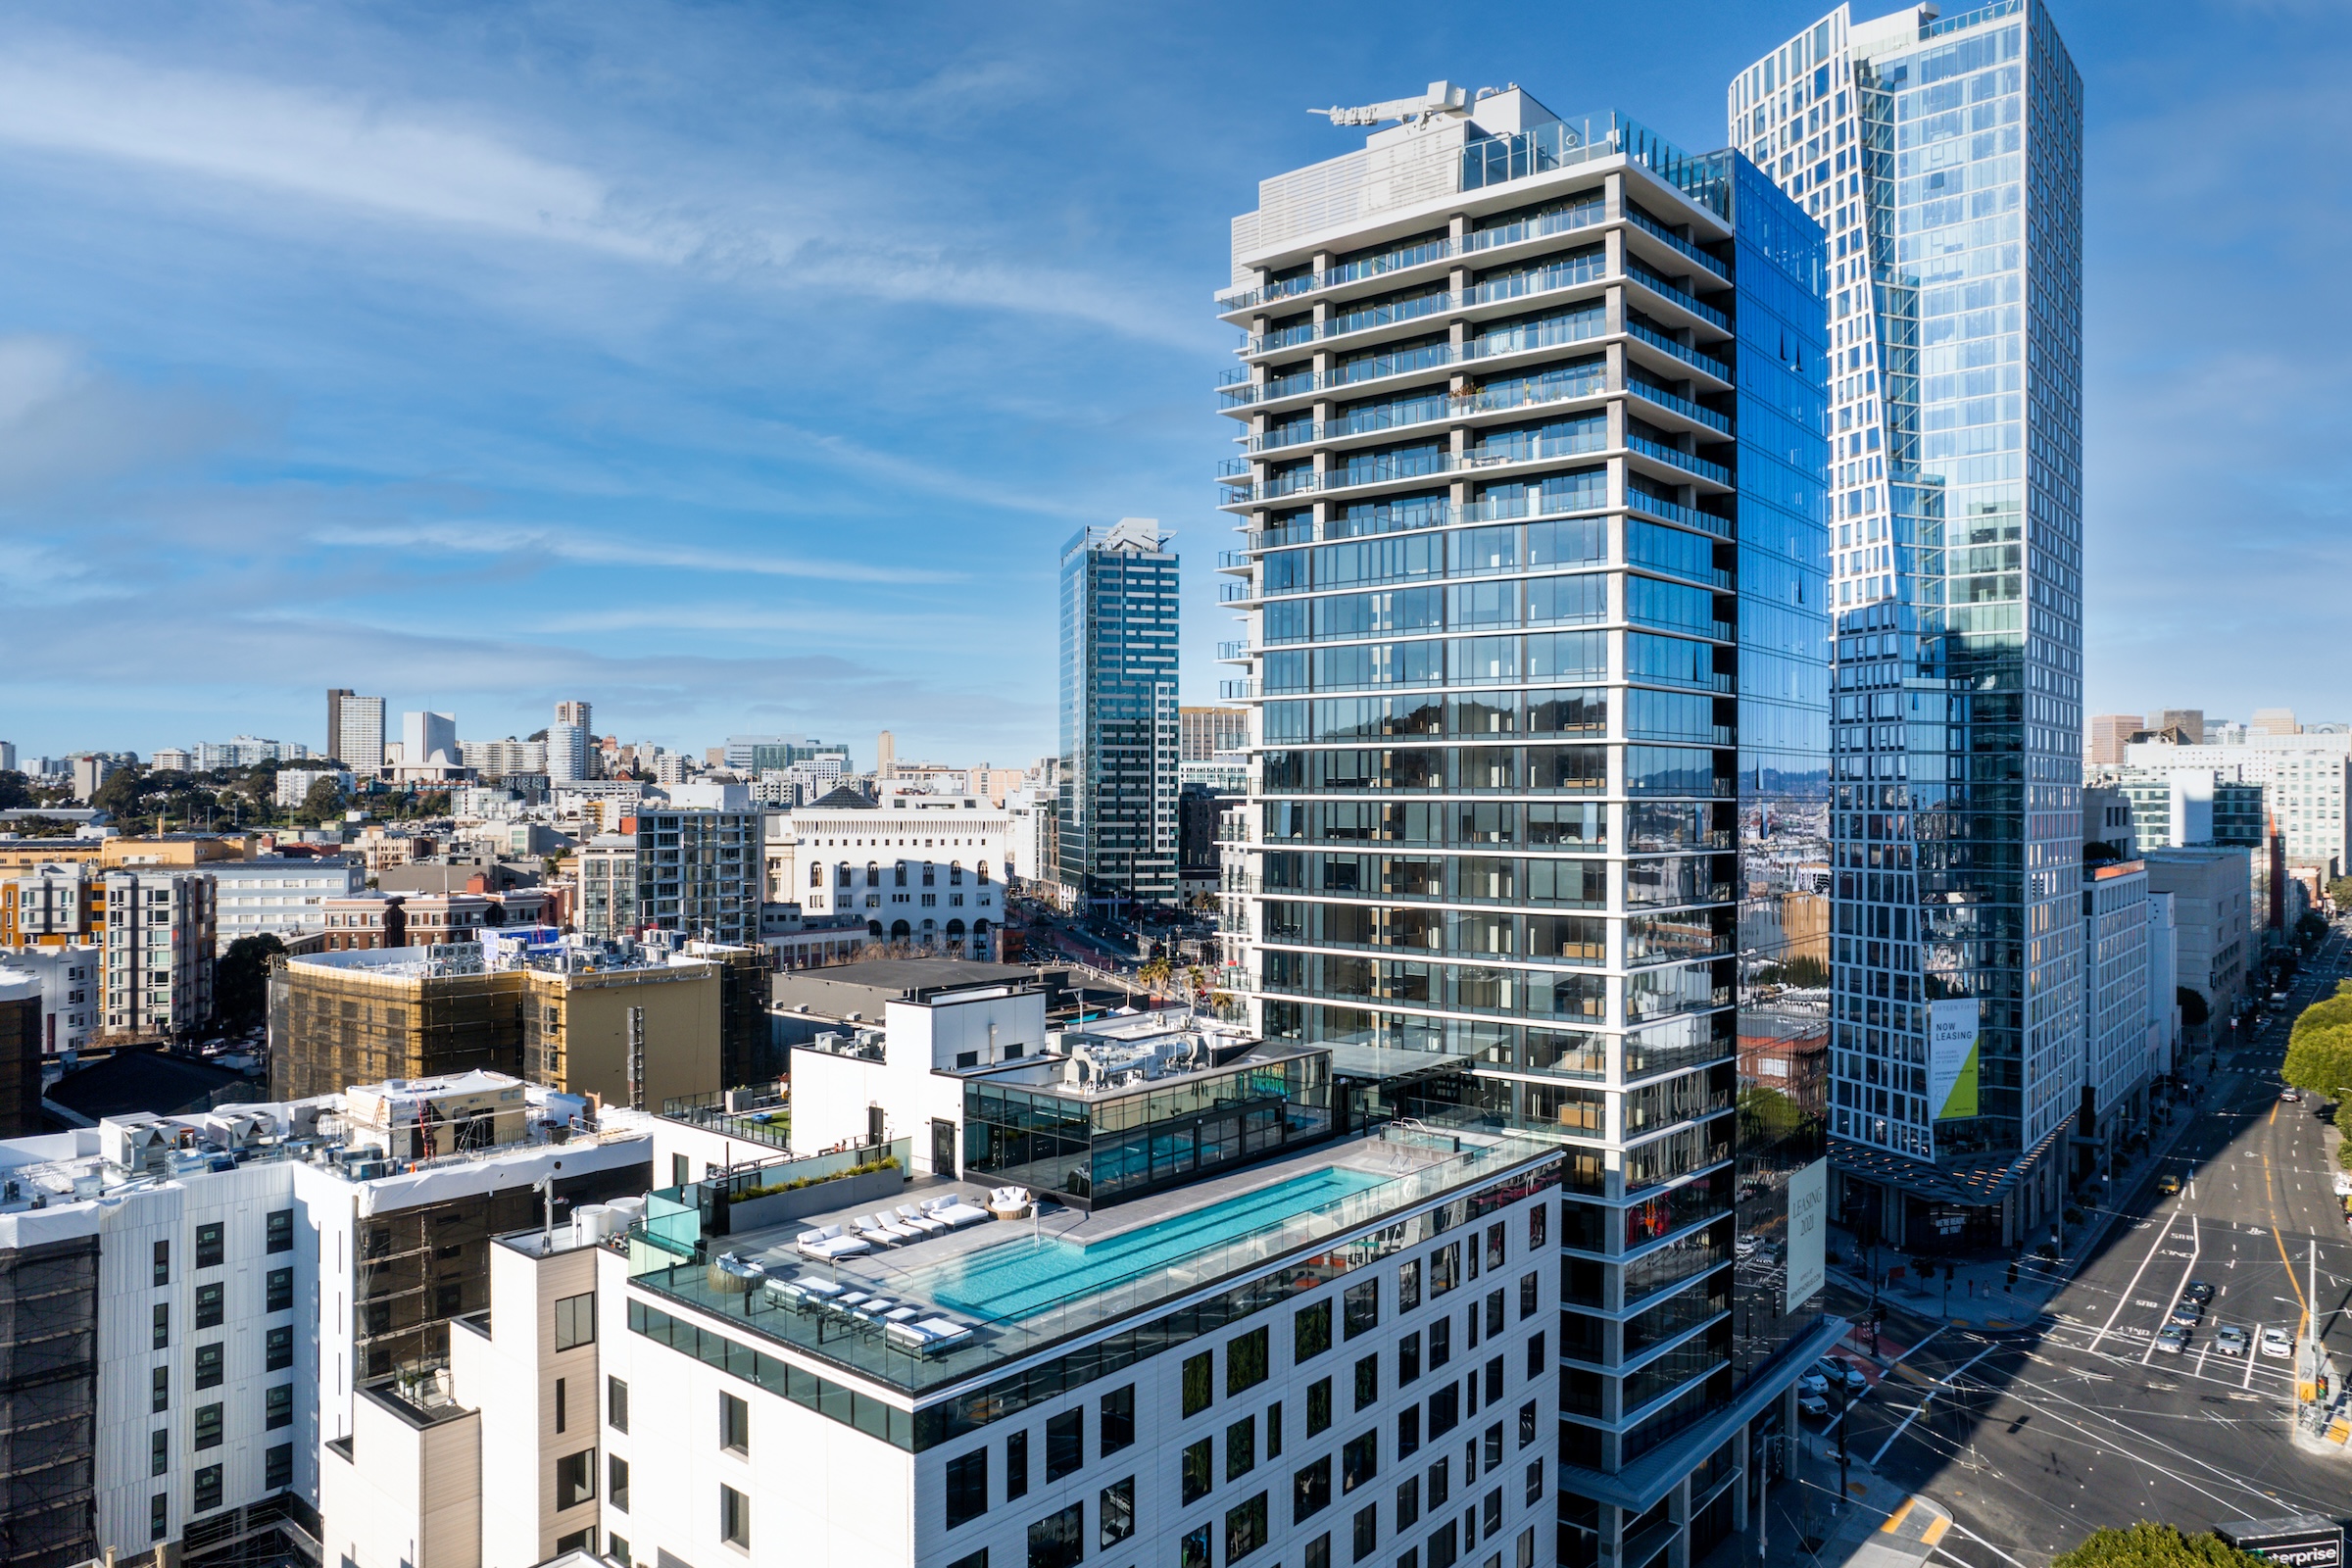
[{"left": 1832, "top": 1077, "right": 2218, "bottom": 1332}]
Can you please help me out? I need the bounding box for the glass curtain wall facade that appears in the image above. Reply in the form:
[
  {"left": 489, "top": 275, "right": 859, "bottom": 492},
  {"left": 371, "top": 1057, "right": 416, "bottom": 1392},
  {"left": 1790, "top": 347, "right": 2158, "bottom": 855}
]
[
  {"left": 1057, "top": 522, "right": 1182, "bottom": 915},
  {"left": 1217, "top": 92, "right": 1833, "bottom": 1555},
  {"left": 1729, "top": 0, "right": 2083, "bottom": 1245}
]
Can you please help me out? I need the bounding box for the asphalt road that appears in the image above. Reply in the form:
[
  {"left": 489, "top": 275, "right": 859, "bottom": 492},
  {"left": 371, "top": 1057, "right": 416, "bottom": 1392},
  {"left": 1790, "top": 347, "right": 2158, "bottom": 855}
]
[{"left": 1786, "top": 927, "right": 2352, "bottom": 1567}]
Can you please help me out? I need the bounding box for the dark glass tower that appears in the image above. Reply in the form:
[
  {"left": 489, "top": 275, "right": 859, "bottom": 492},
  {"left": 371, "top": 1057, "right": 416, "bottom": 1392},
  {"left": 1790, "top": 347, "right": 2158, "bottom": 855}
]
[{"left": 1058, "top": 520, "right": 1181, "bottom": 915}]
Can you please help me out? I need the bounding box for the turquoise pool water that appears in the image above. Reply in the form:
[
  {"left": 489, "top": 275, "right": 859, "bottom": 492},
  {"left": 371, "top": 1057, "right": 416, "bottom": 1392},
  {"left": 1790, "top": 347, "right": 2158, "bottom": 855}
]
[{"left": 911, "top": 1167, "right": 1384, "bottom": 1320}]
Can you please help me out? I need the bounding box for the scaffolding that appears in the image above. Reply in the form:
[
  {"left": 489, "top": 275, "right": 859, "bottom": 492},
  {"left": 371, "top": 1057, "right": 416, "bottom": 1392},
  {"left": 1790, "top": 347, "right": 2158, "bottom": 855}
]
[
  {"left": 269, "top": 956, "right": 526, "bottom": 1103},
  {"left": 0, "top": 1233, "right": 98, "bottom": 1568}
]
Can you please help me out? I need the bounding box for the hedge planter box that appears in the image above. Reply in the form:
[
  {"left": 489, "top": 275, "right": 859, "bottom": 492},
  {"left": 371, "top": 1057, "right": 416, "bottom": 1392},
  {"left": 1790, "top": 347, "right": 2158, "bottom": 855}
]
[{"left": 725, "top": 1165, "right": 906, "bottom": 1233}]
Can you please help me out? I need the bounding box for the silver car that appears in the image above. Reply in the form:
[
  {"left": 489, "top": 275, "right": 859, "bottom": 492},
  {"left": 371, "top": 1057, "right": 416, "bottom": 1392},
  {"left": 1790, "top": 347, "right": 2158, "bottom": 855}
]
[{"left": 2213, "top": 1325, "right": 2249, "bottom": 1356}]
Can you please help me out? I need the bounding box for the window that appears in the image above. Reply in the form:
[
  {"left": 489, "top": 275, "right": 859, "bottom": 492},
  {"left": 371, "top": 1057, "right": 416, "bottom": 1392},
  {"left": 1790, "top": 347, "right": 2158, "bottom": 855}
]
[
  {"left": 1228, "top": 1326, "right": 1270, "bottom": 1395},
  {"left": 1486, "top": 1222, "right": 1506, "bottom": 1271},
  {"left": 193, "top": 1464, "right": 222, "bottom": 1513},
  {"left": 195, "top": 1222, "right": 223, "bottom": 1269},
  {"left": 1343, "top": 1432, "right": 1379, "bottom": 1494},
  {"left": 151, "top": 1492, "right": 168, "bottom": 1541},
  {"left": 1484, "top": 1357, "right": 1504, "bottom": 1403},
  {"left": 195, "top": 1283, "right": 223, "bottom": 1329},
  {"left": 1396, "top": 1474, "right": 1420, "bottom": 1529},
  {"left": 1183, "top": 1527, "right": 1212, "bottom": 1568},
  {"left": 194, "top": 1403, "right": 223, "bottom": 1450},
  {"left": 1524, "top": 1458, "right": 1544, "bottom": 1505},
  {"left": 556, "top": 1292, "right": 596, "bottom": 1350},
  {"left": 719, "top": 1391, "right": 749, "bottom": 1454},
  {"left": 1518, "top": 1273, "right": 1538, "bottom": 1320},
  {"left": 153, "top": 1365, "right": 170, "bottom": 1413},
  {"left": 609, "top": 1376, "right": 630, "bottom": 1433},
  {"left": 1101, "top": 1477, "right": 1136, "bottom": 1545},
  {"left": 1485, "top": 1290, "right": 1504, "bottom": 1339},
  {"left": 1183, "top": 1351, "right": 1214, "bottom": 1417},
  {"left": 1427, "top": 1457, "right": 1450, "bottom": 1509},
  {"left": 1294, "top": 1455, "right": 1333, "bottom": 1522},
  {"left": 1226, "top": 1414, "right": 1256, "bottom": 1481},
  {"left": 1398, "top": 1260, "right": 1421, "bottom": 1312},
  {"left": 1296, "top": 1298, "right": 1334, "bottom": 1361},
  {"left": 1345, "top": 1279, "right": 1380, "bottom": 1340},
  {"left": 1047, "top": 1408, "right": 1084, "bottom": 1481},
  {"left": 946, "top": 1448, "right": 989, "bottom": 1528},
  {"left": 556, "top": 1378, "right": 567, "bottom": 1434},
  {"left": 1307, "top": 1377, "right": 1333, "bottom": 1437},
  {"left": 950, "top": 1553, "right": 989, "bottom": 1568},
  {"left": 267, "top": 1208, "right": 294, "bottom": 1253},
  {"left": 153, "top": 1302, "right": 170, "bottom": 1349},
  {"left": 1306, "top": 1535, "right": 1331, "bottom": 1568},
  {"left": 267, "top": 1325, "right": 293, "bottom": 1371},
  {"left": 1030, "top": 1502, "right": 1085, "bottom": 1568},
  {"left": 267, "top": 1384, "right": 293, "bottom": 1429},
  {"left": 556, "top": 1447, "right": 596, "bottom": 1509},
  {"left": 1429, "top": 1319, "right": 1451, "bottom": 1370},
  {"left": 1233, "top": 1471, "right": 1296, "bottom": 1556},
  {"left": 1528, "top": 1201, "right": 1546, "bottom": 1249},
  {"left": 1525, "top": 1332, "right": 1545, "bottom": 1379},
  {"left": 1398, "top": 1333, "right": 1421, "bottom": 1387},
  {"left": 153, "top": 1240, "right": 170, "bottom": 1287},
  {"left": 720, "top": 1483, "right": 750, "bottom": 1547},
  {"left": 1353, "top": 1504, "right": 1380, "bottom": 1562},
  {"left": 1482, "top": 1489, "right": 1502, "bottom": 1539},
  {"left": 672, "top": 1153, "right": 690, "bottom": 1187},
  {"left": 1517, "top": 1401, "right": 1537, "bottom": 1449},
  {"left": 152, "top": 1428, "right": 169, "bottom": 1476},
  {"left": 1007, "top": 1430, "right": 1030, "bottom": 1499},
  {"left": 1183, "top": 1437, "right": 1213, "bottom": 1502},
  {"left": 1430, "top": 1244, "right": 1459, "bottom": 1298},
  {"left": 1483, "top": 1423, "right": 1503, "bottom": 1473},
  {"left": 194, "top": 1344, "right": 223, "bottom": 1390},
  {"left": 267, "top": 1268, "right": 294, "bottom": 1313},
  {"left": 266, "top": 1443, "right": 294, "bottom": 1490},
  {"left": 610, "top": 1453, "right": 630, "bottom": 1512},
  {"left": 1100, "top": 1385, "right": 1134, "bottom": 1455},
  {"left": 1428, "top": 1386, "right": 1460, "bottom": 1440},
  {"left": 1354, "top": 1354, "right": 1379, "bottom": 1411},
  {"left": 1427, "top": 1520, "right": 1457, "bottom": 1568},
  {"left": 1397, "top": 1406, "right": 1421, "bottom": 1460},
  {"left": 1267, "top": 1401, "right": 1284, "bottom": 1459}
]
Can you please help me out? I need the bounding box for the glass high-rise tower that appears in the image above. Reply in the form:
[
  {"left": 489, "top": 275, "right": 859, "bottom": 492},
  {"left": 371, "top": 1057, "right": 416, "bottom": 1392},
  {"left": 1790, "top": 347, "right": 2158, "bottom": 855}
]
[
  {"left": 1218, "top": 85, "right": 1838, "bottom": 1566},
  {"left": 1729, "top": 1, "right": 2084, "bottom": 1250},
  {"left": 1058, "top": 519, "right": 1182, "bottom": 914}
]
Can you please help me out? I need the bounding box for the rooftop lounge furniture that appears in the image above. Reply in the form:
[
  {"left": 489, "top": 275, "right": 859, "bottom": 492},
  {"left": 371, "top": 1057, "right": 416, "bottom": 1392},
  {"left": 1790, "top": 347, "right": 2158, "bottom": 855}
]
[
  {"left": 924, "top": 1195, "right": 991, "bottom": 1228},
  {"left": 795, "top": 1224, "right": 871, "bottom": 1261},
  {"left": 986, "top": 1186, "right": 1034, "bottom": 1220},
  {"left": 896, "top": 1203, "right": 949, "bottom": 1237}
]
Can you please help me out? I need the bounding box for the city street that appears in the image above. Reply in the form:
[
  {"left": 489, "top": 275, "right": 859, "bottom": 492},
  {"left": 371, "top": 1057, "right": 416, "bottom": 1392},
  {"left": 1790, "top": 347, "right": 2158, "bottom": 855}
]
[{"left": 1732, "top": 928, "right": 2352, "bottom": 1568}]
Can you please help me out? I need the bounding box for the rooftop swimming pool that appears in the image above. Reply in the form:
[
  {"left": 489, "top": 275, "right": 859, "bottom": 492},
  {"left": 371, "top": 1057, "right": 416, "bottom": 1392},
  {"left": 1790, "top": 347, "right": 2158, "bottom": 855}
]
[{"left": 909, "top": 1166, "right": 1385, "bottom": 1321}]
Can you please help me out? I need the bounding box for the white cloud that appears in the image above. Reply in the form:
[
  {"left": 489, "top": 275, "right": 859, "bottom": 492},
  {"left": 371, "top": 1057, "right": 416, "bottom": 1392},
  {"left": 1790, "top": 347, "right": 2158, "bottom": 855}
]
[{"left": 309, "top": 521, "right": 964, "bottom": 585}]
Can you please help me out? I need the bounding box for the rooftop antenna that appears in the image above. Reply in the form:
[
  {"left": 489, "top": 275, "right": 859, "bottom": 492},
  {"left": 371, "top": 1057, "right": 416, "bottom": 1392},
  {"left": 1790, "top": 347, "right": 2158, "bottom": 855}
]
[{"left": 1310, "top": 80, "right": 1470, "bottom": 129}]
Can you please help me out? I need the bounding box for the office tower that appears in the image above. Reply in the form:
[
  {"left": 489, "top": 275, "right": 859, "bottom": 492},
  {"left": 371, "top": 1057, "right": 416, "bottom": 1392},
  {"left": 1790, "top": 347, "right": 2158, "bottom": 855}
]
[
  {"left": 723, "top": 735, "right": 852, "bottom": 775},
  {"left": 1058, "top": 519, "right": 1180, "bottom": 915},
  {"left": 1731, "top": 2, "right": 2084, "bottom": 1249},
  {"left": 331, "top": 694, "right": 387, "bottom": 772},
  {"left": 548, "top": 722, "right": 588, "bottom": 783},
  {"left": 1217, "top": 84, "right": 1836, "bottom": 1548},
  {"left": 1179, "top": 704, "right": 1250, "bottom": 761},
  {"left": 555, "top": 699, "right": 593, "bottom": 733},
  {"left": 2086, "top": 713, "right": 2141, "bottom": 767},
  {"left": 2123, "top": 729, "right": 2351, "bottom": 873},
  {"left": 0, "top": 741, "right": 15, "bottom": 773},
  {"left": 2153, "top": 707, "right": 2204, "bottom": 744},
  {"left": 2252, "top": 707, "right": 2300, "bottom": 737},
  {"left": 326, "top": 687, "right": 352, "bottom": 759},
  {"left": 876, "top": 729, "right": 897, "bottom": 780},
  {"left": 401, "top": 710, "right": 458, "bottom": 767}
]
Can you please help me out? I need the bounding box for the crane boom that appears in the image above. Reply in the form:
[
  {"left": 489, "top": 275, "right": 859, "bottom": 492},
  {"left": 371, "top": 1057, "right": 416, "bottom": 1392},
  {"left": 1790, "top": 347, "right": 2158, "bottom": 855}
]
[{"left": 1310, "top": 80, "right": 1470, "bottom": 129}]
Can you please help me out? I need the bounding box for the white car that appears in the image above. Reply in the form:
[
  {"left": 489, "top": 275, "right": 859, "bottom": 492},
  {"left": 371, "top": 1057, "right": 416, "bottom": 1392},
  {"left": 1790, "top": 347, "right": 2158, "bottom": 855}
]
[
  {"left": 2332, "top": 1172, "right": 2352, "bottom": 1199},
  {"left": 1797, "top": 1390, "right": 1831, "bottom": 1418},
  {"left": 2261, "top": 1326, "right": 2295, "bottom": 1359}
]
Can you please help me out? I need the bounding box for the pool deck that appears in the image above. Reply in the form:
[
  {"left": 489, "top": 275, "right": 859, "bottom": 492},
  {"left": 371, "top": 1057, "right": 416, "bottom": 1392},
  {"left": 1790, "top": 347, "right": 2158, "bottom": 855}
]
[{"left": 726, "top": 1132, "right": 1452, "bottom": 1306}]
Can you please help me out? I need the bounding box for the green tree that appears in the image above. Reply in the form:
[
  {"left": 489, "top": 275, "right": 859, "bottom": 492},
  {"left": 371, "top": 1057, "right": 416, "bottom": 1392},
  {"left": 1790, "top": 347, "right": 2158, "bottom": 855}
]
[
  {"left": 0, "top": 769, "right": 34, "bottom": 810},
  {"left": 2298, "top": 911, "right": 2330, "bottom": 944},
  {"left": 294, "top": 776, "right": 346, "bottom": 827},
  {"left": 215, "top": 934, "right": 285, "bottom": 1032},
  {"left": 88, "top": 764, "right": 152, "bottom": 818},
  {"left": 2329, "top": 875, "right": 2352, "bottom": 909},
  {"left": 2051, "top": 1523, "right": 2270, "bottom": 1568},
  {"left": 2282, "top": 1020, "right": 2352, "bottom": 1099},
  {"left": 2292, "top": 980, "right": 2352, "bottom": 1043}
]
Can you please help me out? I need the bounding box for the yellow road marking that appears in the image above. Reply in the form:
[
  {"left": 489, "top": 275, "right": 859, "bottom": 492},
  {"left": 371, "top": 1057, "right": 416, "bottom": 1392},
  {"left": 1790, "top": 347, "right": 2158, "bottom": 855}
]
[
  {"left": 1883, "top": 1499, "right": 1917, "bottom": 1535},
  {"left": 1923, "top": 1518, "right": 1952, "bottom": 1548},
  {"left": 2272, "top": 1102, "right": 2280, "bottom": 1127},
  {"left": 2262, "top": 1150, "right": 2311, "bottom": 1335}
]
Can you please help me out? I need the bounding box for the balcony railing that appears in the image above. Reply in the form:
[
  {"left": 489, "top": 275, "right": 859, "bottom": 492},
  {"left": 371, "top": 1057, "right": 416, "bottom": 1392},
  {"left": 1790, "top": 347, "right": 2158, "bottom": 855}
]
[
  {"left": 1219, "top": 679, "right": 1260, "bottom": 701},
  {"left": 1626, "top": 320, "right": 1733, "bottom": 382},
  {"left": 1627, "top": 434, "right": 1731, "bottom": 486},
  {"left": 1625, "top": 490, "right": 1733, "bottom": 540},
  {"left": 1243, "top": 291, "right": 1454, "bottom": 356},
  {"left": 1624, "top": 205, "right": 1732, "bottom": 283},
  {"left": 1626, "top": 380, "right": 1732, "bottom": 435},
  {"left": 1626, "top": 260, "right": 1730, "bottom": 332}
]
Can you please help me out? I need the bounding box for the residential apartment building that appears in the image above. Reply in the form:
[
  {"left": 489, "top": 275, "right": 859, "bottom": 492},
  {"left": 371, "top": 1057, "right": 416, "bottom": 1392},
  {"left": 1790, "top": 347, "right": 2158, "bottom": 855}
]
[
  {"left": 462, "top": 739, "right": 550, "bottom": 778},
  {"left": 2120, "top": 732, "right": 2352, "bottom": 875},
  {"left": 273, "top": 766, "right": 356, "bottom": 809},
  {"left": 2077, "top": 859, "right": 2150, "bottom": 1182},
  {"left": 327, "top": 690, "right": 389, "bottom": 772},
  {"left": 0, "top": 1073, "right": 654, "bottom": 1568},
  {"left": 0, "top": 972, "right": 37, "bottom": 1133},
  {"left": 1181, "top": 706, "right": 1251, "bottom": 762},
  {"left": 153, "top": 748, "right": 193, "bottom": 772},
  {"left": 577, "top": 807, "right": 762, "bottom": 947},
  {"left": 762, "top": 792, "right": 1006, "bottom": 960},
  {"left": 2143, "top": 847, "right": 2252, "bottom": 1038},
  {"left": 2, "top": 858, "right": 104, "bottom": 948},
  {"left": 1, "top": 943, "right": 101, "bottom": 1056},
  {"left": 1731, "top": 1, "right": 2085, "bottom": 1250},
  {"left": 103, "top": 870, "right": 218, "bottom": 1042},
  {"left": 724, "top": 736, "right": 852, "bottom": 776},
  {"left": 205, "top": 855, "right": 368, "bottom": 951},
  {"left": 2108, "top": 769, "right": 2266, "bottom": 857},
  {"left": 1059, "top": 519, "right": 1181, "bottom": 914},
  {"left": 1215, "top": 81, "right": 1836, "bottom": 1568}
]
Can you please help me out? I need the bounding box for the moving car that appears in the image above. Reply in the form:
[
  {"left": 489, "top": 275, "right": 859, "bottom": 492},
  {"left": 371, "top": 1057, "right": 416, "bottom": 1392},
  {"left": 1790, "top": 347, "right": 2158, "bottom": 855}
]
[
  {"left": 2183, "top": 1280, "right": 2216, "bottom": 1304},
  {"left": 2282, "top": 1088, "right": 2303, "bottom": 1103},
  {"left": 1817, "top": 1356, "right": 1868, "bottom": 1396},
  {"left": 2168, "top": 1300, "right": 2202, "bottom": 1326},
  {"left": 2262, "top": 1326, "right": 2295, "bottom": 1359},
  {"left": 1796, "top": 1369, "right": 1828, "bottom": 1396},
  {"left": 2156, "top": 1325, "right": 2190, "bottom": 1354},
  {"left": 2156, "top": 1174, "right": 2181, "bottom": 1196},
  {"left": 2213, "top": 1325, "right": 2250, "bottom": 1356},
  {"left": 1797, "top": 1390, "right": 1831, "bottom": 1418}
]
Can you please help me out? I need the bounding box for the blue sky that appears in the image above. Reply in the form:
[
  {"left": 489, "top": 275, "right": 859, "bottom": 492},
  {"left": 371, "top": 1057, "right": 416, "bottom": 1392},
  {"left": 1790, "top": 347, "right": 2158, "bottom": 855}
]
[{"left": 0, "top": 0, "right": 2343, "bottom": 766}]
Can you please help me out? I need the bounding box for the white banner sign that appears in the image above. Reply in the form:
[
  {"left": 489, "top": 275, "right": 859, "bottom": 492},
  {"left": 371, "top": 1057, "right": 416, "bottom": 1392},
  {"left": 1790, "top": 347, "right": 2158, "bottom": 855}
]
[{"left": 1785, "top": 1157, "right": 1828, "bottom": 1313}]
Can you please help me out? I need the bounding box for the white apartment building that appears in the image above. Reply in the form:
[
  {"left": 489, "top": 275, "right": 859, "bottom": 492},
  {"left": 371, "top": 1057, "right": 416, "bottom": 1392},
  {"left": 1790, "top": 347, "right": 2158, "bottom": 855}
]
[
  {"left": 332, "top": 696, "right": 388, "bottom": 773},
  {"left": 153, "top": 748, "right": 194, "bottom": 772},
  {"left": 463, "top": 739, "right": 551, "bottom": 778},
  {"left": 274, "top": 767, "right": 357, "bottom": 808},
  {"left": 0, "top": 1073, "right": 657, "bottom": 1568},
  {"left": 203, "top": 856, "right": 367, "bottom": 951},
  {"left": 2078, "top": 860, "right": 2151, "bottom": 1181},
  {"left": 0, "top": 943, "right": 101, "bottom": 1055},
  {"left": 404, "top": 712, "right": 460, "bottom": 768},
  {"left": 102, "top": 869, "right": 218, "bottom": 1041},
  {"left": 194, "top": 738, "right": 312, "bottom": 770},
  {"left": 578, "top": 805, "right": 762, "bottom": 947},
  {"left": 2122, "top": 733, "right": 2352, "bottom": 875},
  {"left": 764, "top": 792, "right": 1007, "bottom": 959}
]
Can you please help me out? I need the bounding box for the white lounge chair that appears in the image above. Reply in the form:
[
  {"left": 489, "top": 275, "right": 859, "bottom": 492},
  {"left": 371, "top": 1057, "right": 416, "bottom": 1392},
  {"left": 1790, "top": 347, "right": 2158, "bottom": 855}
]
[
  {"left": 896, "top": 1203, "right": 948, "bottom": 1236},
  {"left": 796, "top": 1224, "right": 871, "bottom": 1261},
  {"left": 925, "top": 1196, "right": 990, "bottom": 1229},
  {"left": 850, "top": 1214, "right": 900, "bottom": 1247},
  {"left": 886, "top": 1316, "right": 974, "bottom": 1354}
]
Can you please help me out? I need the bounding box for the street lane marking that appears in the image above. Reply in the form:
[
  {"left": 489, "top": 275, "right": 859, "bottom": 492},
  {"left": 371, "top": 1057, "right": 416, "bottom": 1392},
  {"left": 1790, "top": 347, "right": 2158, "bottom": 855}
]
[
  {"left": 1870, "top": 1344, "right": 2000, "bottom": 1467},
  {"left": 1883, "top": 1499, "right": 1917, "bottom": 1534},
  {"left": 2247, "top": 1326, "right": 2260, "bottom": 1387},
  {"left": 2093, "top": 1207, "right": 2179, "bottom": 1353}
]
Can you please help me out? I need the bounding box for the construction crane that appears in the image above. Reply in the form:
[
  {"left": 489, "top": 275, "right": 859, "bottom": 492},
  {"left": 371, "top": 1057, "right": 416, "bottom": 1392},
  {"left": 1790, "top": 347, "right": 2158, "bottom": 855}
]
[{"left": 1309, "top": 80, "right": 1471, "bottom": 129}]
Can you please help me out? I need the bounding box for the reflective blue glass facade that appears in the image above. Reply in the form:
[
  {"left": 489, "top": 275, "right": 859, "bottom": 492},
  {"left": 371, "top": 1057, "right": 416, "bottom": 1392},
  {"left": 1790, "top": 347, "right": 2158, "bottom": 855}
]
[{"left": 1058, "top": 522, "right": 1182, "bottom": 912}]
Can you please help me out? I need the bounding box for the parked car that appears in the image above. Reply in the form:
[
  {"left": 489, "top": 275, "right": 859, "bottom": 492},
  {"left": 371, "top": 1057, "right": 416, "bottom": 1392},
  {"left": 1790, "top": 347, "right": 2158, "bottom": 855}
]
[
  {"left": 1796, "top": 1369, "right": 1828, "bottom": 1396},
  {"left": 2213, "top": 1325, "right": 2250, "bottom": 1356},
  {"left": 2332, "top": 1172, "right": 2352, "bottom": 1198},
  {"left": 2262, "top": 1326, "right": 2295, "bottom": 1359},
  {"left": 1817, "top": 1356, "right": 1868, "bottom": 1396},
  {"left": 2156, "top": 1325, "right": 2189, "bottom": 1354},
  {"left": 1797, "top": 1390, "right": 1831, "bottom": 1418}
]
